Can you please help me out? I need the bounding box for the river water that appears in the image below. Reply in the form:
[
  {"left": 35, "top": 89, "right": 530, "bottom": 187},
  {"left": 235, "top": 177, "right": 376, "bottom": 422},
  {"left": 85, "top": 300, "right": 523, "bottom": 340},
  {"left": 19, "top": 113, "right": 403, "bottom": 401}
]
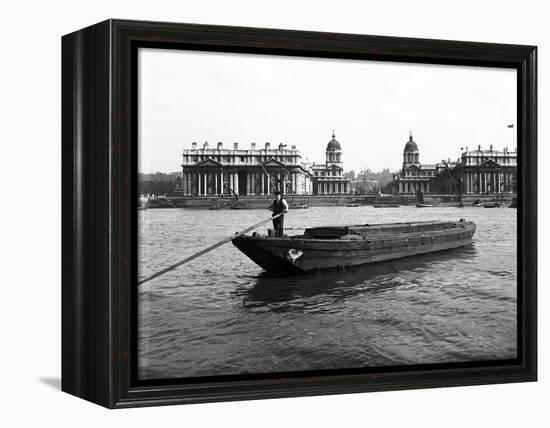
[{"left": 137, "top": 205, "right": 517, "bottom": 380}]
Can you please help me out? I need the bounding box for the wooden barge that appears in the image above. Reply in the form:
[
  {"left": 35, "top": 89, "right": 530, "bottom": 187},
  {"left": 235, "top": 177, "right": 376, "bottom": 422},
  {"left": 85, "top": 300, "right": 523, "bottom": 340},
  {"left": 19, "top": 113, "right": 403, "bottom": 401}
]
[{"left": 232, "top": 219, "right": 476, "bottom": 275}]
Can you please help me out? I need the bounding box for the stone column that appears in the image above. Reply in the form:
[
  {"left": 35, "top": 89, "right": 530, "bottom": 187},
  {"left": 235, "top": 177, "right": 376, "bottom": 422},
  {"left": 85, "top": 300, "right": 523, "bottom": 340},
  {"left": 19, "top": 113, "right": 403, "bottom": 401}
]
[
  {"left": 196, "top": 173, "right": 200, "bottom": 195},
  {"left": 480, "top": 173, "right": 484, "bottom": 193},
  {"left": 203, "top": 173, "right": 207, "bottom": 195},
  {"left": 234, "top": 173, "right": 239, "bottom": 195},
  {"left": 261, "top": 173, "right": 265, "bottom": 195}
]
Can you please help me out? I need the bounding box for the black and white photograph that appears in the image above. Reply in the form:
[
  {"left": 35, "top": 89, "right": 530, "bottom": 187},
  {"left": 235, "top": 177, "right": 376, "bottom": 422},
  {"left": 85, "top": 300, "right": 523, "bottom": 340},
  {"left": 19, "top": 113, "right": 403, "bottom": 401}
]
[
  {"left": 2, "top": 0, "right": 546, "bottom": 422},
  {"left": 137, "top": 48, "right": 518, "bottom": 381}
]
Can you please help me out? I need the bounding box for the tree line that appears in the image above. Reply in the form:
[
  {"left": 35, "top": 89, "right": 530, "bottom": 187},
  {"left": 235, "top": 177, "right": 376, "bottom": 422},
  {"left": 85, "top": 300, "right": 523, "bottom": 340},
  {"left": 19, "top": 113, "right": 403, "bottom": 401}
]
[
  {"left": 344, "top": 168, "right": 394, "bottom": 193},
  {"left": 138, "top": 172, "right": 180, "bottom": 196}
]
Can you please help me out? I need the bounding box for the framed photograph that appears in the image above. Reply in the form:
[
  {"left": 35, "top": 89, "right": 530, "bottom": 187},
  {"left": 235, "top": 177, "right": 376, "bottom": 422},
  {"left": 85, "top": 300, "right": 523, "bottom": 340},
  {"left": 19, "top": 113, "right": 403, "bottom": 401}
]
[{"left": 62, "top": 19, "right": 537, "bottom": 408}]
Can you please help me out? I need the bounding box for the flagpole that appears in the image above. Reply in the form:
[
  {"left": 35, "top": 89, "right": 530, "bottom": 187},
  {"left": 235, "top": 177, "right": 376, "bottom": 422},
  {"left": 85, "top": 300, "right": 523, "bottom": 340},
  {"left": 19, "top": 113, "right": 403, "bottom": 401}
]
[{"left": 507, "top": 124, "right": 515, "bottom": 151}]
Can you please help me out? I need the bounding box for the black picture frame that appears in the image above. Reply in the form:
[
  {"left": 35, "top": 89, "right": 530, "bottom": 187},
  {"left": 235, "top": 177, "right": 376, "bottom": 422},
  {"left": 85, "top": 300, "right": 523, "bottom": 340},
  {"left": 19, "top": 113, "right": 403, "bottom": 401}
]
[{"left": 62, "top": 19, "right": 537, "bottom": 408}]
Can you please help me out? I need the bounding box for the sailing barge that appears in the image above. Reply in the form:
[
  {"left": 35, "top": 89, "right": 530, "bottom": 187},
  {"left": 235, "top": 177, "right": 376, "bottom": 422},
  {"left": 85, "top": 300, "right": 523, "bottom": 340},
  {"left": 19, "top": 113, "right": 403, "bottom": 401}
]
[{"left": 233, "top": 219, "right": 475, "bottom": 274}]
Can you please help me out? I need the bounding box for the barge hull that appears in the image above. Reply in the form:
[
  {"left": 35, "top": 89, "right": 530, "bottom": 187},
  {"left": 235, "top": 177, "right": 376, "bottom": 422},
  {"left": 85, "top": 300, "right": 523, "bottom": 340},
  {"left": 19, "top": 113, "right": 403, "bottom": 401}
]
[{"left": 232, "top": 222, "right": 475, "bottom": 274}]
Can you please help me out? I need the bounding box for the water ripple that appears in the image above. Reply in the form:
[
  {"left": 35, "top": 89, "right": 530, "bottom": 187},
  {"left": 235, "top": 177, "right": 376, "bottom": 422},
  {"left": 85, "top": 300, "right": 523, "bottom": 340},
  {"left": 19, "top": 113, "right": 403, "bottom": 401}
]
[{"left": 138, "top": 206, "right": 517, "bottom": 379}]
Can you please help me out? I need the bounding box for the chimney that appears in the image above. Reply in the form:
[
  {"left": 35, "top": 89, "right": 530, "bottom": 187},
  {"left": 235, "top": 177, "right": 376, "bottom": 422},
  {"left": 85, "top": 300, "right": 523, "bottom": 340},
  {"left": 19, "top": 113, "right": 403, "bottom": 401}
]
[
  {"left": 265, "top": 142, "right": 270, "bottom": 150},
  {"left": 233, "top": 142, "right": 238, "bottom": 150},
  {"left": 291, "top": 145, "right": 296, "bottom": 150},
  {"left": 217, "top": 142, "right": 223, "bottom": 150},
  {"left": 490, "top": 144, "right": 493, "bottom": 151},
  {"left": 279, "top": 143, "right": 284, "bottom": 151},
  {"left": 203, "top": 141, "right": 209, "bottom": 149},
  {"left": 478, "top": 145, "right": 481, "bottom": 151},
  {"left": 192, "top": 142, "right": 197, "bottom": 149},
  {"left": 251, "top": 142, "right": 256, "bottom": 150}
]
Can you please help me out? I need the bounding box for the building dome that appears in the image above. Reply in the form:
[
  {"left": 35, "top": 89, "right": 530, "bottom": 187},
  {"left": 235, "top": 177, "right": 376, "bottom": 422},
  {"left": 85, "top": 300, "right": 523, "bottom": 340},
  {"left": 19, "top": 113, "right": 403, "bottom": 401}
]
[
  {"left": 404, "top": 132, "right": 418, "bottom": 152},
  {"left": 326, "top": 131, "right": 341, "bottom": 151}
]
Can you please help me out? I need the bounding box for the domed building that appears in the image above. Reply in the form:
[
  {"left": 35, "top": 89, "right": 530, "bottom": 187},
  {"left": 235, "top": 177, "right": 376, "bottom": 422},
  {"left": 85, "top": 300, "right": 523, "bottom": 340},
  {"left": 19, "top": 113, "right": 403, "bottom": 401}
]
[
  {"left": 393, "top": 132, "right": 436, "bottom": 194},
  {"left": 311, "top": 131, "right": 350, "bottom": 195}
]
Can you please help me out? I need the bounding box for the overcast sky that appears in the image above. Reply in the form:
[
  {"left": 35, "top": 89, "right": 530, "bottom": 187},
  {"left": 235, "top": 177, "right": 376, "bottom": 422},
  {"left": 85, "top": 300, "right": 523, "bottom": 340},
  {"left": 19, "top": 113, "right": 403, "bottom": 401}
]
[{"left": 138, "top": 48, "right": 516, "bottom": 174}]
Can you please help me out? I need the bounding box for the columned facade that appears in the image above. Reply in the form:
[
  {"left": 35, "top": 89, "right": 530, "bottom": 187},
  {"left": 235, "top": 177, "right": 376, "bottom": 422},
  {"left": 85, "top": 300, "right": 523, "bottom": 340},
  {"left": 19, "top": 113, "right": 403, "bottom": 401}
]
[
  {"left": 392, "top": 137, "right": 518, "bottom": 195},
  {"left": 180, "top": 141, "right": 312, "bottom": 196},
  {"left": 450, "top": 145, "right": 517, "bottom": 194}
]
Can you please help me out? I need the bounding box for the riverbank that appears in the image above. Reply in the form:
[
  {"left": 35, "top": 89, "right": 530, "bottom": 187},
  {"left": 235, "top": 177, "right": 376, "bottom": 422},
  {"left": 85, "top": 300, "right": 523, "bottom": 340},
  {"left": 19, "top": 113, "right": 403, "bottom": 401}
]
[{"left": 146, "top": 193, "right": 516, "bottom": 209}]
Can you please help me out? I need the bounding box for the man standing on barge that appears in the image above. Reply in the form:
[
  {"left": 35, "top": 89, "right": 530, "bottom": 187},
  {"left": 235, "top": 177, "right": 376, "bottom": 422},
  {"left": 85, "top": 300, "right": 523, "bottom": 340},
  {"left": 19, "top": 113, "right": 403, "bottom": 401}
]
[{"left": 269, "top": 190, "right": 289, "bottom": 237}]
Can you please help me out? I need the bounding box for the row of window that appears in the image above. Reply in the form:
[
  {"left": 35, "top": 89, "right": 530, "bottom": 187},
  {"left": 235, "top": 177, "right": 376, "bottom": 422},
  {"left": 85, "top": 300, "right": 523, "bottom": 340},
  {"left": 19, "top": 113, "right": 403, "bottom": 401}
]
[
  {"left": 314, "top": 171, "right": 342, "bottom": 177},
  {"left": 405, "top": 171, "right": 434, "bottom": 177},
  {"left": 461, "top": 156, "right": 517, "bottom": 166},
  {"left": 183, "top": 155, "right": 297, "bottom": 164}
]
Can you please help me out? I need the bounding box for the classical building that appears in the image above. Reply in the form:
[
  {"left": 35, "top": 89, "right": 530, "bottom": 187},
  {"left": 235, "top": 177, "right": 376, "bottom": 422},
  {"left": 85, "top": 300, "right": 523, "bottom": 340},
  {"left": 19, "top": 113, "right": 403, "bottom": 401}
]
[
  {"left": 393, "top": 133, "right": 436, "bottom": 194},
  {"left": 391, "top": 132, "right": 518, "bottom": 195},
  {"left": 434, "top": 145, "right": 517, "bottom": 194},
  {"left": 179, "top": 141, "right": 313, "bottom": 196},
  {"left": 311, "top": 132, "right": 351, "bottom": 195}
]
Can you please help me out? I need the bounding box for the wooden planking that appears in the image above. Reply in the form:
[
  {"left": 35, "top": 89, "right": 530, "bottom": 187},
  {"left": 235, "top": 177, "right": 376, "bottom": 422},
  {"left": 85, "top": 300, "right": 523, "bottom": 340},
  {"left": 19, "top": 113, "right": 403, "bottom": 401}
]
[
  {"left": 235, "top": 223, "right": 476, "bottom": 273},
  {"left": 304, "top": 220, "right": 467, "bottom": 239}
]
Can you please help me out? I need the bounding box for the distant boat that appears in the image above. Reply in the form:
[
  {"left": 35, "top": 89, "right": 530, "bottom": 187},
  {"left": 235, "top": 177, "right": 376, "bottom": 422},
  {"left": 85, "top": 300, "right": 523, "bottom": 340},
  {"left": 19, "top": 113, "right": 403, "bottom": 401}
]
[
  {"left": 290, "top": 202, "right": 309, "bottom": 209},
  {"left": 472, "top": 199, "right": 483, "bottom": 207},
  {"left": 346, "top": 203, "right": 361, "bottom": 207},
  {"left": 208, "top": 205, "right": 224, "bottom": 210},
  {"left": 373, "top": 204, "right": 400, "bottom": 208},
  {"left": 415, "top": 203, "right": 433, "bottom": 208},
  {"left": 230, "top": 201, "right": 253, "bottom": 210},
  {"left": 483, "top": 202, "right": 502, "bottom": 208},
  {"left": 233, "top": 219, "right": 476, "bottom": 275}
]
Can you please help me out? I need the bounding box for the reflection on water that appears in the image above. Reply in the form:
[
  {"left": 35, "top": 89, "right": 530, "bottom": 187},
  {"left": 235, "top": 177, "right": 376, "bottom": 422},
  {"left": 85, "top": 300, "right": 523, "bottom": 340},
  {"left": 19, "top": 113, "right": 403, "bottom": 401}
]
[
  {"left": 138, "top": 206, "right": 517, "bottom": 380},
  {"left": 238, "top": 247, "right": 477, "bottom": 313}
]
